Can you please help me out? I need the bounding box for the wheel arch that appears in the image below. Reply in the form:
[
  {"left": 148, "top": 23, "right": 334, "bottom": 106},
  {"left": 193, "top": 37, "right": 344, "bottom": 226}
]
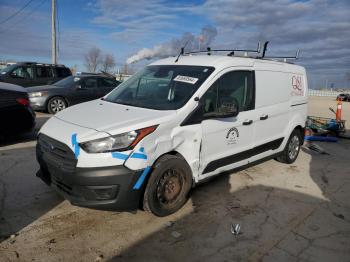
[
  {"left": 152, "top": 151, "right": 194, "bottom": 184},
  {"left": 138, "top": 150, "right": 195, "bottom": 210}
]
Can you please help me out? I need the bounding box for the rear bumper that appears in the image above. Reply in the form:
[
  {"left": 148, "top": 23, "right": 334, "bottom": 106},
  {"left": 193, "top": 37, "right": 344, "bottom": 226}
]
[
  {"left": 29, "top": 96, "right": 47, "bottom": 111},
  {"left": 36, "top": 140, "right": 147, "bottom": 211}
]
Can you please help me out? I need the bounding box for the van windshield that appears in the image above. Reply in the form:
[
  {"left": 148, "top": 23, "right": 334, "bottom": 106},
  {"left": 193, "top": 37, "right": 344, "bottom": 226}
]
[{"left": 105, "top": 65, "right": 215, "bottom": 110}]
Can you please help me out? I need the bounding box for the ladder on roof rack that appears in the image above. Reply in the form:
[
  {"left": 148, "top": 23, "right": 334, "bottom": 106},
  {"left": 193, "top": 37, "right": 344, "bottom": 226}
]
[{"left": 184, "top": 42, "right": 261, "bottom": 56}]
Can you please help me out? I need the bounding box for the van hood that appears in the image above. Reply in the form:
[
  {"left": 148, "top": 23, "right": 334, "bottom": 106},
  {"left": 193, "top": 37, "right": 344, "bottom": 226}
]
[{"left": 54, "top": 99, "right": 176, "bottom": 135}]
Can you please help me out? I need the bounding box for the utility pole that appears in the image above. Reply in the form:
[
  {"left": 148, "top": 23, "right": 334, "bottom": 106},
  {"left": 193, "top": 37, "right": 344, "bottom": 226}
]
[{"left": 51, "top": 0, "right": 57, "bottom": 64}]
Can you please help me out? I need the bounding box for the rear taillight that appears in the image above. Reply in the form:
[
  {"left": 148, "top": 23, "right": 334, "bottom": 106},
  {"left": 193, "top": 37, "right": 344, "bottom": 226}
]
[{"left": 16, "top": 98, "right": 30, "bottom": 106}]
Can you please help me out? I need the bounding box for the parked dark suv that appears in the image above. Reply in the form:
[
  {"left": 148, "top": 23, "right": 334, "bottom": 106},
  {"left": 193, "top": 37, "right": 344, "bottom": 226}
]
[{"left": 0, "top": 62, "right": 72, "bottom": 87}]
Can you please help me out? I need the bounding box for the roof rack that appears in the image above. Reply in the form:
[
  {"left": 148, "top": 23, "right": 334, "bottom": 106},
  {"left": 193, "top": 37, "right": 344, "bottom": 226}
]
[
  {"left": 174, "top": 41, "right": 300, "bottom": 63},
  {"left": 184, "top": 42, "right": 261, "bottom": 57}
]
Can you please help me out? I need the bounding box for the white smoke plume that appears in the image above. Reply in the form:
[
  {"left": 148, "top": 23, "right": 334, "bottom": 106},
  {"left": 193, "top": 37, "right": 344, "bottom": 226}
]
[{"left": 126, "top": 26, "right": 218, "bottom": 64}]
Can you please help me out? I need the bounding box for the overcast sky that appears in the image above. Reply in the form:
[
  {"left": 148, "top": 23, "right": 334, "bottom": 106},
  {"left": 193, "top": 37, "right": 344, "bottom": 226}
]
[{"left": 0, "top": 0, "right": 349, "bottom": 88}]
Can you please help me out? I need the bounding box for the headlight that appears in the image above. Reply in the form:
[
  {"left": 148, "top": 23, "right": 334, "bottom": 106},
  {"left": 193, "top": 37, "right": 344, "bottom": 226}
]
[
  {"left": 80, "top": 125, "right": 157, "bottom": 153},
  {"left": 28, "top": 91, "right": 48, "bottom": 98}
]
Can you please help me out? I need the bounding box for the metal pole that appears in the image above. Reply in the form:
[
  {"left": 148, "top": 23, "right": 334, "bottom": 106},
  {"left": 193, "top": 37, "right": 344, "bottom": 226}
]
[{"left": 51, "top": 0, "right": 57, "bottom": 64}]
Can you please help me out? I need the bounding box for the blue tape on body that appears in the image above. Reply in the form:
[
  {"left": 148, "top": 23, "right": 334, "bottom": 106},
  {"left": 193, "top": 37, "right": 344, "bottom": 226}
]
[
  {"left": 130, "top": 152, "right": 147, "bottom": 159},
  {"left": 111, "top": 152, "right": 129, "bottom": 160},
  {"left": 71, "top": 133, "right": 80, "bottom": 159},
  {"left": 133, "top": 166, "right": 151, "bottom": 190}
]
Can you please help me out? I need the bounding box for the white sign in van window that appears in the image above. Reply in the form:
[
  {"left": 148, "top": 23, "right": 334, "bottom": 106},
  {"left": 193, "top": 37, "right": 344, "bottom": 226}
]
[{"left": 174, "top": 75, "right": 198, "bottom": 84}]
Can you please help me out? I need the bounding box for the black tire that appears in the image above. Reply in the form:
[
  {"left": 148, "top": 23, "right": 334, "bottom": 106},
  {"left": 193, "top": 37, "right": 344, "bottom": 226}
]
[
  {"left": 47, "top": 96, "right": 67, "bottom": 114},
  {"left": 276, "top": 129, "right": 302, "bottom": 164},
  {"left": 143, "top": 154, "right": 193, "bottom": 217}
]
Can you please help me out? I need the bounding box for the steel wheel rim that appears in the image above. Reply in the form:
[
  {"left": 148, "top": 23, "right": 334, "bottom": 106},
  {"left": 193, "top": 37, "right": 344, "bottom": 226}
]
[
  {"left": 50, "top": 99, "right": 66, "bottom": 113},
  {"left": 156, "top": 168, "right": 184, "bottom": 208},
  {"left": 288, "top": 135, "right": 300, "bottom": 160}
]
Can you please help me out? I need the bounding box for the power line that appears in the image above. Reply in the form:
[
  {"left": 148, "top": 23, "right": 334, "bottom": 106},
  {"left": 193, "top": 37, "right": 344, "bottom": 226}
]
[
  {"left": 0, "top": 0, "right": 48, "bottom": 33},
  {"left": 0, "top": 0, "right": 36, "bottom": 25}
]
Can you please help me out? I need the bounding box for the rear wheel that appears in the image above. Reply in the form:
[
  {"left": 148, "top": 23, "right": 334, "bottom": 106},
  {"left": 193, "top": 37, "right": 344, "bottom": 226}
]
[
  {"left": 276, "top": 129, "right": 302, "bottom": 164},
  {"left": 143, "top": 155, "right": 192, "bottom": 217},
  {"left": 47, "top": 96, "right": 67, "bottom": 114}
]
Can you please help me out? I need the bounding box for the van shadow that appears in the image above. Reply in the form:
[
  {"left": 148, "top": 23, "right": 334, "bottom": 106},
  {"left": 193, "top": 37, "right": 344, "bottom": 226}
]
[
  {"left": 110, "top": 140, "right": 350, "bottom": 261},
  {"left": 0, "top": 128, "right": 62, "bottom": 242}
]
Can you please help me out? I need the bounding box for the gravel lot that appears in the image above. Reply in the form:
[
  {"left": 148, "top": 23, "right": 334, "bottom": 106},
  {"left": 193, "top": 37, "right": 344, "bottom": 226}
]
[{"left": 0, "top": 97, "right": 349, "bottom": 262}]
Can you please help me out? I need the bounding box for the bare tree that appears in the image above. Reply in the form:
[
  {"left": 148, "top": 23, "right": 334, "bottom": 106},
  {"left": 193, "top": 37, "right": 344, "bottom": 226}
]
[
  {"left": 101, "top": 54, "right": 116, "bottom": 73},
  {"left": 84, "top": 47, "right": 102, "bottom": 73}
]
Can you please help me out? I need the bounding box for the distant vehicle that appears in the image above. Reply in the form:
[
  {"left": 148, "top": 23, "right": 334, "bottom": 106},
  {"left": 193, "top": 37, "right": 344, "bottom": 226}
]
[
  {"left": 0, "top": 82, "right": 35, "bottom": 136},
  {"left": 336, "top": 93, "right": 350, "bottom": 102},
  {"left": 27, "top": 75, "right": 121, "bottom": 114},
  {"left": 0, "top": 62, "right": 72, "bottom": 87}
]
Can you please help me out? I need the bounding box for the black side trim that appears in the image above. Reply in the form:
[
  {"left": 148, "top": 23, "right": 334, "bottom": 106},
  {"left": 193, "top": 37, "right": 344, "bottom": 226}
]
[
  {"left": 291, "top": 102, "right": 307, "bottom": 107},
  {"left": 196, "top": 152, "right": 281, "bottom": 186},
  {"left": 203, "top": 137, "right": 284, "bottom": 174}
]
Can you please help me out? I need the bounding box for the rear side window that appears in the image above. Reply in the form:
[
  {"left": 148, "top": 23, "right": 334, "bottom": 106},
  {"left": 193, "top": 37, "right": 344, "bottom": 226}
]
[
  {"left": 99, "top": 78, "right": 117, "bottom": 87},
  {"left": 82, "top": 78, "right": 98, "bottom": 88},
  {"left": 56, "top": 67, "right": 71, "bottom": 78},
  {"left": 10, "top": 66, "right": 34, "bottom": 79},
  {"left": 202, "top": 71, "right": 255, "bottom": 116},
  {"left": 36, "top": 66, "right": 53, "bottom": 78}
]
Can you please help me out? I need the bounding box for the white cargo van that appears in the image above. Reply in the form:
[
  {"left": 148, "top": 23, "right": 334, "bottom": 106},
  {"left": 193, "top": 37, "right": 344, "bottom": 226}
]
[{"left": 36, "top": 51, "right": 308, "bottom": 216}]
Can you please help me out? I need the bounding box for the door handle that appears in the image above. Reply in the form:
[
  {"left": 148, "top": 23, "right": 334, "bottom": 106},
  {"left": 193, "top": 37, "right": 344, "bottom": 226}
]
[
  {"left": 260, "top": 114, "right": 269, "bottom": 120},
  {"left": 243, "top": 120, "right": 253, "bottom": 125}
]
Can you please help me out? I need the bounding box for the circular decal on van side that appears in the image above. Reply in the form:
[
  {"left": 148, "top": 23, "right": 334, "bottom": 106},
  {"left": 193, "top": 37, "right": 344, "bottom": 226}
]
[{"left": 226, "top": 127, "right": 239, "bottom": 145}]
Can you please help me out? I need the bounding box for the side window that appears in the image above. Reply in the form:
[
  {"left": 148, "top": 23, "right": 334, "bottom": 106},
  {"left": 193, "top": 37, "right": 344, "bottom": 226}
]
[
  {"left": 202, "top": 71, "right": 255, "bottom": 116},
  {"left": 99, "top": 78, "right": 117, "bottom": 88},
  {"left": 36, "top": 66, "right": 53, "bottom": 78},
  {"left": 10, "top": 66, "right": 34, "bottom": 79},
  {"left": 56, "top": 67, "right": 71, "bottom": 78},
  {"left": 82, "top": 78, "right": 98, "bottom": 88}
]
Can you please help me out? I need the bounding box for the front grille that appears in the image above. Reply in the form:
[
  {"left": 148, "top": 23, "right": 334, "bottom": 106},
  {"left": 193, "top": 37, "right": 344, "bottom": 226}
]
[{"left": 37, "top": 134, "right": 77, "bottom": 173}]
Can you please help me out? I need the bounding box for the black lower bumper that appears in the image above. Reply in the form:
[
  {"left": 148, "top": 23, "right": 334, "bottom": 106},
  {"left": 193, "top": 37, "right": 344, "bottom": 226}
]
[{"left": 36, "top": 146, "right": 146, "bottom": 211}]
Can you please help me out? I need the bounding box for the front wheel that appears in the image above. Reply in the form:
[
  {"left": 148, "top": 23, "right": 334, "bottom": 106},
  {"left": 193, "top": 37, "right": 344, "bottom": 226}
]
[
  {"left": 47, "top": 96, "right": 67, "bottom": 114},
  {"left": 143, "top": 155, "right": 193, "bottom": 217},
  {"left": 276, "top": 129, "right": 302, "bottom": 164}
]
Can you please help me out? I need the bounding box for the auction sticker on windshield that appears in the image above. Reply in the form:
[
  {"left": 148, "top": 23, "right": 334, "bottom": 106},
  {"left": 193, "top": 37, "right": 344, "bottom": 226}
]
[{"left": 174, "top": 75, "right": 198, "bottom": 84}]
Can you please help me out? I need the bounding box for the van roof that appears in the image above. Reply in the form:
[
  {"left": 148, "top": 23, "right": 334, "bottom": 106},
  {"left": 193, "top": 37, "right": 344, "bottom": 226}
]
[{"left": 151, "top": 55, "right": 305, "bottom": 73}]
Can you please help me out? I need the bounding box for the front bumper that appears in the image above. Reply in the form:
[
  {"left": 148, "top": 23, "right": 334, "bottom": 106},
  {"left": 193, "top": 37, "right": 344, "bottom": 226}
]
[{"left": 36, "top": 135, "right": 147, "bottom": 211}]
